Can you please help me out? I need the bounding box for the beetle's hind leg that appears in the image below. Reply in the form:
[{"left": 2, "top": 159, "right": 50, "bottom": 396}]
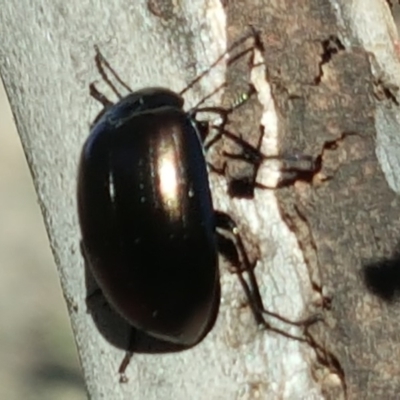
[
  {"left": 215, "top": 211, "right": 321, "bottom": 342},
  {"left": 81, "top": 242, "right": 138, "bottom": 383},
  {"left": 118, "top": 328, "right": 137, "bottom": 384}
]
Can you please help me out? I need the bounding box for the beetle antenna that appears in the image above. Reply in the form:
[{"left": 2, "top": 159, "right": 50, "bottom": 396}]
[
  {"left": 93, "top": 45, "right": 133, "bottom": 98},
  {"left": 179, "top": 25, "right": 260, "bottom": 97}
]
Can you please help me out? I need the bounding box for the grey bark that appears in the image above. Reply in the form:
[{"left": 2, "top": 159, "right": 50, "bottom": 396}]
[{"left": 1, "top": 0, "right": 399, "bottom": 399}]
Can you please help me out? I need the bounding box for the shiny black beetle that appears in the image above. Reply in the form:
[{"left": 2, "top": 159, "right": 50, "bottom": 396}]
[
  {"left": 78, "top": 38, "right": 316, "bottom": 360},
  {"left": 78, "top": 86, "right": 222, "bottom": 346}
]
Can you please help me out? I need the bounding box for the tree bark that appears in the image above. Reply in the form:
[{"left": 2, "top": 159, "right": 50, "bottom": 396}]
[{"left": 1, "top": 0, "right": 399, "bottom": 399}]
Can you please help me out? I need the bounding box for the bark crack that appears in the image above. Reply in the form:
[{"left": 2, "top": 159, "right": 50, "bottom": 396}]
[{"left": 315, "top": 36, "right": 345, "bottom": 85}]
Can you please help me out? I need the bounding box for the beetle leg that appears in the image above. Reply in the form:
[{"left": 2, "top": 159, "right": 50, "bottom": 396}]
[
  {"left": 88, "top": 83, "right": 115, "bottom": 127},
  {"left": 89, "top": 82, "right": 114, "bottom": 107},
  {"left": 219, "top": 127, "right": 318, "bottom": 188},
  {"left": 206, "top": 160, "right": 226, "bottom": 176},
  {"left": 80, "top": 240, "right": 99, "bottom": 299},
  {"left": 85, "top": 287, "right": 103, "bottom": 304},
  {"left": 191, "top": 83, "right": 256, "bottom": 126},
  {"left": 118, "top": 328, "right": 137, "bottom": 384},
  {"left": 81, "top": 241, "right": 138, "bottom": 382},
  {"left": 190, "top": 83, "right": 227, "bottom": 111},
  {"left": 215, "top": 211, "right": 321, "bottom": 341}
]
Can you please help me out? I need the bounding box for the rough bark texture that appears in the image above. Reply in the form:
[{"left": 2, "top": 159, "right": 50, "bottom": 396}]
[
  {"left": 229, "top": 1, "right": 400, "bottom": 399},
  {"left": 1, "top": 0, "right": 400, "bottom": 399}
]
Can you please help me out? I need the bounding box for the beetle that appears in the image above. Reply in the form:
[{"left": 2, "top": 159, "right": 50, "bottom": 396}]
[
  {"left": 78, "top": 86, "right": 223, "bottom": 346},
  {"left": 78, "top": 38, "right": 318, "bottom": 375}
]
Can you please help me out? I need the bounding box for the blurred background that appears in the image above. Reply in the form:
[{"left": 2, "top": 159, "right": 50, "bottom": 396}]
[{"left": 0, "top": 81, "right": 85, "bottom": 399}]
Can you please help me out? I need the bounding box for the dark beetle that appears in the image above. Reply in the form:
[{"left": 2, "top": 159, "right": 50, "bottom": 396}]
[
  {"left": 78, "top": 36, "right": 317, "bottom": 359},
  {"left": 78, "top": 87, "right": 221, "bottom": 346}
]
